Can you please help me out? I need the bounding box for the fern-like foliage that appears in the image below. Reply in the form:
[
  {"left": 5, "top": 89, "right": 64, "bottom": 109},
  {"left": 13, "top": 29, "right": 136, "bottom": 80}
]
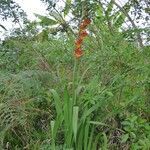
[{"left": 0, "top": 70, "right": 54, "bottom": 148}]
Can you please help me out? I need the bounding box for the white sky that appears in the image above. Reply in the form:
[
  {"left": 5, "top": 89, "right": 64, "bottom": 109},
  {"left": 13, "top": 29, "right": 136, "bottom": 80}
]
[
  {"left": 0, "top": 0, "right": 125, "bottom": 31},
  {"left": 14, "top": 0, "right": 48, "bottom": 20},
  {"left": 0, "top": 0, "right": 49, "bottom": 39},
  {"left": 0, "top": 0, "right": 148, "bottom": 41},
  {"left": 0, "top": 0, "right": 66, "bottom": 37}
]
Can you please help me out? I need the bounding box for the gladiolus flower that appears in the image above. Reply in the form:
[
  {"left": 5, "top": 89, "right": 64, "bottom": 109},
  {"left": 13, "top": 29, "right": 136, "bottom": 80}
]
[
  {"left": 74, "top": 18, "right": 91, "bottom": 59},
  {"left": 75, "top": 38, "right": 83, "bottom": 48},
  {"left": 79, "top": 30, "right": 88, "bottom": 38},
  {"left": 82, "top": 18, "right": 91, "bottom": 25},
  {"left": 74, "top": 48, "right": 83, "bottom": 58},
  {"left": 79, "top": 18, "right": 91, "bottom": 30},
  {"left": 79, "top": 23, "right": 88, "bottom": 30}
]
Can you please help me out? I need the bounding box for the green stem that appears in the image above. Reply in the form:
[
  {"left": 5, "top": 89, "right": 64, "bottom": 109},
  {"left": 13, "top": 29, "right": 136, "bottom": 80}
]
[{"left": 73, "top": 58, "right": 78, "bottom": 106}]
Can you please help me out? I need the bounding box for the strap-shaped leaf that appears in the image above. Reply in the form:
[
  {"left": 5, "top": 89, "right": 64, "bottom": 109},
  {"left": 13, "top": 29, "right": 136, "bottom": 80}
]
[
  {"left": 49, "top": 11, "right": 64, "bottom": 24},
  {"left": 72, "top": 106, "right": 79, "bottom": 142},
  {"left": 105, "top": 0, "right": 114, "bottom": 16},
  {"left": 34, "top": 13, "right": 57, "bottom": 26},
  {"left": 64, "top": 0, "right": 72, "bottom": 16},
  {"left": 50, "top": 89, "right": 62, "bottom": 116},
  {"left": 112, "top": 1, "right": 131, "bottom": 29}
]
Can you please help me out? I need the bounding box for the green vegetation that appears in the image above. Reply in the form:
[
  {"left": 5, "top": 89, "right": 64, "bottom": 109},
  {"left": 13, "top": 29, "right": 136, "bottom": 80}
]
[{"left": 0, "top": 0, "right": 150, "bottom": 149}]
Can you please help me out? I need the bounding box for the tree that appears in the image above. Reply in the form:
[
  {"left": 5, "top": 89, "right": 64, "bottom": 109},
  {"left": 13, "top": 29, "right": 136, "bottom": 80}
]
[
  {"left": 39, "top": 0, "right": 149, "bottom": 47},
  {"left": 0, "top": 0, "right": 27, "bottom": 30}
]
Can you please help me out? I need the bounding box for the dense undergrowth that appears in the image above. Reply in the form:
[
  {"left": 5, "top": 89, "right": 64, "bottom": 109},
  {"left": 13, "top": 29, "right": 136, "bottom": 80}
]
[
  {"left": 0, "top": 0, "right": 150, "bottom": 147},
  {"left": 0, "top": 26, "right": 150, "bottom": 149}
]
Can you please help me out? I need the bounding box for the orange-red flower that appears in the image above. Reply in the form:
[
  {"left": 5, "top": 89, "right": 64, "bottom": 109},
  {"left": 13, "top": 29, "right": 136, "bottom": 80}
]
[
  {"left": 79, "top": 23, "right": 88, "bottom": 30},
  {"left": 74, "top": 48, "right": 83, "bottom": 58},
  {"left": 75, "top": 38, "right": 83, "bottom": 48},
  {"left": 79, "top": 18, "right": 91, "bottom": 30},
  {"left": 74, "top": 18, "right": 91, "bottom": 59},
  {"left": 79, "top": 30, "right": 88, "bottom": 38},
  {"left": 82, "top": 18, "right": 91, "bottom": 25}
]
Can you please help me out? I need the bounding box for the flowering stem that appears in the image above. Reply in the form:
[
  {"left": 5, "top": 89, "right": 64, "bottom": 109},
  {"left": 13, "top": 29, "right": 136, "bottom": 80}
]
[
  {"left": 73, "top": 58, "right": 78, "bottom": 106},
  {"left": 73, "top": 17, "right": 91, "bottom": 105}
]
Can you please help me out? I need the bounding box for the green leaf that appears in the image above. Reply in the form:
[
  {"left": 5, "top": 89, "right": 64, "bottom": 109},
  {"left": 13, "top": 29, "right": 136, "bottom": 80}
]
[
  {"left": 81, "top": 104, "right": 100, "bottom": 122},
  {"left": 112, "top": 2, "right": 131, "bottom": 29},
  {"left": 114, "top": 14, "right": 124, "bottom": 28},
  {"left": 121, "top": 134, "right": 129, "bottom": 143},
  {"left": 89, "top": 121, "right": 109, "bottom": 127},
  {"left": 106, "top": 91, "right": 114, "bottom": 97},
  {"left": 63, "top": 87, "right": 73, "bottom": 147},
  {"left": 96, "top": 4, "right": 103, "bottom": 17},
  {"left": 106, "top": 0, "right": 114, "bottom": 16},
  {"left": 73, "top": 106, "right": 79, "bottom": 142},
  {"left": 53, "top": 115, "right": 64, "bottom": 139},
  {"left": 50, "top": 89, "right": 62, "bottom": 116},
  {"left": 77, "top": 123, "right": 84, "bottom": 150},
  {"left": 51, "top": 120, "right": 56, "bottom": 150},
  {"left": 49, "top": 11, "right": 64, "bottom": 24},
  {"left": 64, "top": 0, "right": 72, "bottom": 16},
  {"left": 34, "top": 13, "right": 57, "bottom": 26},
  {"left": 92, "top": 133, "right": 101, "bottom": 150},
  {"left": 63, "top": 87, "right": 72, "bottom": 126},
  {"left": 102, "top": 132, "right": 108, "bottom": 150},
  {"left": 84, "top": 121, "right": 90, "bottom": 150},
  {"left": 87, "top": 127, "right": 94, "bottom": 150}
]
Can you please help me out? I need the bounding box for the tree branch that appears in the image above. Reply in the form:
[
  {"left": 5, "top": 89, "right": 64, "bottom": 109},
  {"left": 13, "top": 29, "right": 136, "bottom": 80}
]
[{"left": 112, "top": 0, "right": 144, "bottom": 48}]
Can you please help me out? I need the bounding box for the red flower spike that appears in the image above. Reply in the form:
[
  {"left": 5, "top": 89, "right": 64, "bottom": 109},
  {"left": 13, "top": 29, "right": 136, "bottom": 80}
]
[
  {"left": 79, "top": 30, "right": 88, "bottom": 38},
  {"left": 79, "top": 19, "right": 91, "bottom": 30},
  {"left": 74, "top": 18, "right": 91, "bottom": 59},
  {"left": 82, "top": 18, "right": 91, "bottom": 25},
  {"left": 75, "top": 38, "right": 83, "bottom": 48},
  {"left": 74, "top": 48, "right": 83, "bottom": 58},
  {"left": 79, "top": 23, "right": 88, "bottom": 30}
]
